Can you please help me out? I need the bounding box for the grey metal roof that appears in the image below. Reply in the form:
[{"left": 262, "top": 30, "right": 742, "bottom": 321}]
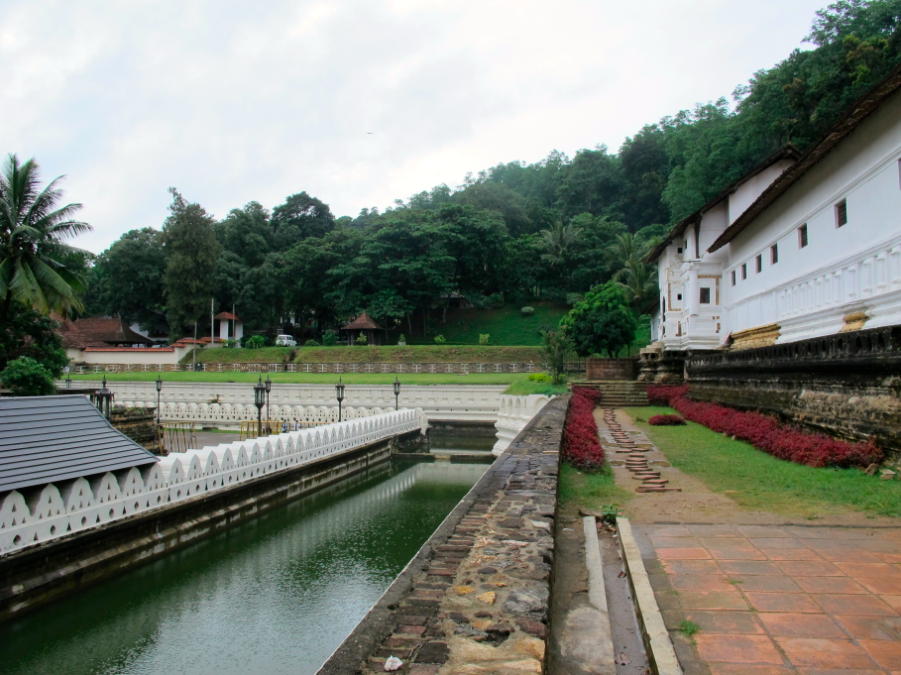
[{"left": 0, "top": 395, "right": 159, "bottom": 493}]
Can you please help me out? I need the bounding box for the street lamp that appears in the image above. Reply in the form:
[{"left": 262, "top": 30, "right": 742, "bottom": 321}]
[
  {"left": 254, "top": 376, "right": 266, "bottom": 437},
  {"left": 65, "top": 374, "right": 72, "bottom": 389},
  {"left": 155, "top": 375, "right": 163, "bottom": 425},
  {"left": 335, "top": 377, "right": 345, "bottom": 422},
  {"left": 393, "top": 377, "right": 401, "bottom": 411},
  {"left": 95, "top": 376, "right": 114, "bottom": 419},
  {"left": 265, "top": 374, "right": 272, "bottom": 431}
]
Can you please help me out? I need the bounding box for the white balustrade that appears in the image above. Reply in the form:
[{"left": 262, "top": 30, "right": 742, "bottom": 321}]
[
  {"left": 0, "top": 409, "right": 423, "bottom": 557},
  {"left": 492, "top": 394, "right": 552, "bottom": 455}
]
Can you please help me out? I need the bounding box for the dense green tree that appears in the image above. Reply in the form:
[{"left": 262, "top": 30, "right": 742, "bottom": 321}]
[
  {"left": 540, "top": 326, "right": 574, "bottom": 384},
  {"left": 452, "top": 181, "right": 533, "bottom": 237},
  {"left": 271, "top": 192, "right": 336, "bottom": 248},
  {"left": 0, "top": 356, "right": 56, "bottom": 396},
  {"left": 0, "top": 300, "right": 68, "bottom": 376},
  {"left": 0, "top": 154, "right": 91, "bottom": 319},
  {"left": 560, "top": 281, "right": 638, "bottom": 357},
  {"left": 85, "top": 228, "right": 165, "bottom": 328},
  {"left": 161, "top": 188, "right": 220, "bottom": 340}
]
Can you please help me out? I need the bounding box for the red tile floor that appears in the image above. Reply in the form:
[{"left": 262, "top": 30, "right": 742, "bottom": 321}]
[{"left": 641, "top": 523, "right": 901, "bottom": 674}]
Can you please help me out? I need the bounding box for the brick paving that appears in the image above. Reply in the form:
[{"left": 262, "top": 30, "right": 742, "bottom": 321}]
[{"left": 640, "top": 523, "right": 901, "bottom": 674}]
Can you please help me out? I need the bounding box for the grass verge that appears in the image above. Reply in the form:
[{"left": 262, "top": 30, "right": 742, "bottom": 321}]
[
  {"left": 193, "top": 345, "right": 544, "bottom": 365},
  {"left": 558, "top": 463, "right": 633, "bottom": 515},
  {"left": 68, "top": 372, "right": 527, "bottom": 385},
  {"left": 502, "top": 381, "right": 568, "bottom": 396},
  {"left": 626, "top": 406, "right": 901, "bottom": 519}
]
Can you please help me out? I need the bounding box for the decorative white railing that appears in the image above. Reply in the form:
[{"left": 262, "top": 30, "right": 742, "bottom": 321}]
[
  {"left": 0, "top": 409, "right": 422, "bottom": 557},
  {"left": 492, "top": 394, "right": 552, "bottom": 455}
]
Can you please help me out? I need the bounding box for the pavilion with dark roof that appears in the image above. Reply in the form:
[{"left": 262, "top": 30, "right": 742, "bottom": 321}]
[{"left": 341, "top": 313, "right": 386, "bottom": 346}]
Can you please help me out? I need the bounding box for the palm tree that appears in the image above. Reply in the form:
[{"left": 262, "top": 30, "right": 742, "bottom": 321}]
[
  {"left": 538, "top": 219, "right": 582, "bottom": 267},
  {"left": 615, "top": 257, "right": 658, "bottom": 311},
  {"left": 0, "top": 154, "right": 91, "bottom": 318}
]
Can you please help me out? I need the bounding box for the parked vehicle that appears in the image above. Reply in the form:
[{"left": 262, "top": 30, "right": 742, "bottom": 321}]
[{"left": 275, "top": 334, "right": 297, "bottom": 347}]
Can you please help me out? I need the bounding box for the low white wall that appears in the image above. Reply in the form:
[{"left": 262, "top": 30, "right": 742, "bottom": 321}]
[
  {"left": 492, "top": 394, "right": 552, "bottom": 455},
  {"left": 73, "top": 381, "right": 508, "bottom": 426},
  {"left": 0, "top": 409, "right": 421, "bottom": 557}
]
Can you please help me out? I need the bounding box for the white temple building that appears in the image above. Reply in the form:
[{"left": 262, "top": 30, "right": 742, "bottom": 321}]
[{"left": 647, "top": 63, "right": 901, "bottom": 351}]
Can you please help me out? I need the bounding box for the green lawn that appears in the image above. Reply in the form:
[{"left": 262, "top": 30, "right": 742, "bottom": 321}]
[
  {"left": 626, "top": 406, "right": 901, "bottom": 519},
  {"left": 69, "top": 372, "right": 530, "bottom": 386},
  {"left": 406, "top": 302, "right": 568, "bottom": 346},
  {"left": 558, "top": 463, "right": 633, "bottom": 514},
  {"left": 502, "top": 380, "right": 569, "bottom": 396}
]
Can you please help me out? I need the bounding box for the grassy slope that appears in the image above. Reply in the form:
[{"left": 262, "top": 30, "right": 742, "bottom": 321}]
[
  {"left": 558, "top": 464, "right": 633, "bottom": 513},
  {"left": 404, "top": 302, "right": 568, "bottom": 346},
  {"left": 195, "top": 345, "right": 544, "bottom": 365},
  {"left": 627, "top": 406, "right": 901, "bottom": 519},
  {"left": 70, "top": 372, "right": 528, "bottom": 385},
  {"left": 502, "top": 380, "right": 568, "bottom": 396}
]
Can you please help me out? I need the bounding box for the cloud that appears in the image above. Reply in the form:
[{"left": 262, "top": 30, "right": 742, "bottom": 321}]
[{"left": 0, "top": 0, "right": 826, "bottom": 253}]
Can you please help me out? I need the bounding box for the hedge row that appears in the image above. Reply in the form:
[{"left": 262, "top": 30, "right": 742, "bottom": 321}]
[
  {"left": 562, "top": 388, "right": 605, "bottom": 471},
  {"left": 648, "top": 414, "right": 686, "bottom": 426},
  {"left": 645, "top": 386, "right": 882, "bottom": 469}
]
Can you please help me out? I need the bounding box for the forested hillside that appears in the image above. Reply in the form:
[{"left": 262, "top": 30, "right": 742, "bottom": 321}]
[{"left": 84, "top": 0, "right": 901, "bottom": 340}]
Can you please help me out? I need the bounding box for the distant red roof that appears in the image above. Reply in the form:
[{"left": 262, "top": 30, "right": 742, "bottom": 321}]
[
  {"left": 83, "top": 347, "right": 175, "bottom": 352},
  {"left": 56, "top": 317, "right": 108, "bottom": 349},
  {"left": 214, "top": 311, "right": 241, "bottom": 321},
  {"left": 198, "top": 337, "right": 224, "bottom": 344},
  {"left": 64, "top": 316, "right": 154, "bottom": 347},
  {"left": 342, "top": 312, "right": 384, "bottom": 331}
]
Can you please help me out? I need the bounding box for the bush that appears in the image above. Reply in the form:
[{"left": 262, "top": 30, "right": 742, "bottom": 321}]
[
  {"left": 646, "top": 385, "right": 689, "bottom": 406},
  {"left": 244, "top": 335, "right": 267, "bottom": 349},
  {"left": 649, "top": 414, "right": 686, "bottom": 426},
  {"left": 560, "top": 281, "right": 637, "bottom": 357},
  {"left": 398, "top": 334, "right": 406, "bottom": 344},
  {"left": 355, "top": 332, "right": 368, "bottom": 346},
  {"left": 304, "top": 339, "right": 320, "bottom": 347},
  {"left": 0, "top": 356, "right": 56, "bottom": 396},
  {"left": 434, "top": 335, "right": 446, "bottom": 344},
  {"left": 322, "top": 329, "right": 338, "bottom": 347},
  {"left": 528, "top": 373, "right": 552, "bottom": 383},
  {"left": 479, "top": 334, "right": 490, "bottom": 345},
  {"left": 223, "top": 339, "right": 238, "bottom": 348},
  {"left": 562, "top": 388, "right": 605, "bottom": 472},
  {"left": 521, "top": 306, "right": 535, "bottom": 316},
  {"left": 646, "top": 385, "right": 882, "bottom": 469},
  {"left": 485, "top": 292, "right": 504, "bottom": 308}
]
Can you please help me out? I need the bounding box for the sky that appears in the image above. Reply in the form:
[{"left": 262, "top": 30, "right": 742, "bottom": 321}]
[{"left": 1, "top": 0, "right": 829, "bottom": 254}]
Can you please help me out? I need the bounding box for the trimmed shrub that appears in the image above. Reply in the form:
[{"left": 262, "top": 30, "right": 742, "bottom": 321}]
[
  {"left": 322, "top": 329, "right": 338, "bottom": 347},
  {"left": 479, "top": 334, "right": 490, "bottom": 345},
  {"left": 648, "top": 414, "right": 686, "bottom": 426},
  {"left": 521, "top": 306, "right": 535, "bottom": 316},
  {"left": 562, "top": 388, "right": 605, "bottom": 472},
  {"left": 528, "top": 373, "right": 552, "bottom": 383},
  {"left": 434, "top": 335, "right": 446, "bottom": 344},
  {"left": 0, "top": 356, "right": 55, "bottom": 396},
  {"left": 304, "top": 339, "right": 320, "bottom": 347},
  {"left": 645, "top": 384, "right": 882, "bottom": 469}
]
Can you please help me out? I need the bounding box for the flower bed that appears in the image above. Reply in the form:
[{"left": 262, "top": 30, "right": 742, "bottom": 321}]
[
  {"left": 645, "top": 385, "right": 882, "bottom": 469},
  {"left": 648, "top": 414, "right": 686, "bottom": 426},
  {"left": 562, "top": 387, "right": 605, "bottom": 471}
]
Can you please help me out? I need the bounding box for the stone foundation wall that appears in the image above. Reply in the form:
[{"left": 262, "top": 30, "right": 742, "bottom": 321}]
[
  {"left": 110, "top": 407, "right": 163, "bottom": 454},
  {"left": 319, "top": 397, "right": 567, "bottom": 675},
  {"left": 686, "top": 325, "right": 901, "bottom": 455},
  {"left": 586, "top": 358, "right": 637, "bottom": 381}
]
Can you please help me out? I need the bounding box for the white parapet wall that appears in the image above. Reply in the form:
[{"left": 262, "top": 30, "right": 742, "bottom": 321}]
[
  {"left": 0, "top": 409, "right": 423, "bottom": 557},
  {"left": 492, "top": 394, "right": 553, "bottom": 456},
  {"left": 74, "top": 381, "right": 507, "bottom": 426}
]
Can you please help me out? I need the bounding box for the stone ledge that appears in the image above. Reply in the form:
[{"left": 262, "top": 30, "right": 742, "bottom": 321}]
[{"left": 317, "top": 397, "right": 567, "bottom": 675}]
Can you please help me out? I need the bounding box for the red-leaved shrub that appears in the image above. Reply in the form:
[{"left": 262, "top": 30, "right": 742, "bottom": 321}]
[
  {"left": 645, "top": 385, "right": 882, "bottom": 469},
  {"left": 562, "top": 388, "right": 605, "bottom": 471},
  {"left": 646, "top": 385, "right": 688, "bottom": 406},
  {"left": 648, "top": 414, "right": 686, "bottom": 426}
]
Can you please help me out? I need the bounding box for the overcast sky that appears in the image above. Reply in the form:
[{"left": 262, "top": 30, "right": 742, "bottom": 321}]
[{"left": 2, "top": 0, "right": 829, "bottom": 253}]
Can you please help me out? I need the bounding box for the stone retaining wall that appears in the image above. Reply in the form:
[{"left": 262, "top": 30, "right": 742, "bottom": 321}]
[
  {"left": 586, "top": 358, "right": 637, "bottom": 381},
  {"left": 319, "top": 396, "right": 567, "bottom": 675}
]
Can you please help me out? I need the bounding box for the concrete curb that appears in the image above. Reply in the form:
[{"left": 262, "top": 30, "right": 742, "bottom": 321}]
[
  {"left": 617, "top": 517, "right": 683, "bottom": 675},
  {"left": 582, "top": 516, "right": 616, "bottom": 673}
]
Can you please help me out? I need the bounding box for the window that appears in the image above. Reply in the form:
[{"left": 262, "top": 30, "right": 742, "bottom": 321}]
[
  {"left": 756, "top": 254, "right": 762, "bottom": 273},
  {"left": 771, "top": 244, "right": 779, "bottom": 264},
  {"left": 677, "top": 247, "right": 682, "bottom": 254},
  {"left": 836, "top": 199, "right": 848, "bottom": 227},
  {"left": 799, "top": 224, "right": 808, "bottom": 248},
  {"left": 731, "top": 270, "right": 736, "bottom": 286},
  {"left": 741, "top": 263, "right": 747, "bottom": 280},
  {"left": 699, "top": 288, "right": 711, "bottom": 304},
  {"left": 677, "top": 293, "right": 682, "bottom": 300}
]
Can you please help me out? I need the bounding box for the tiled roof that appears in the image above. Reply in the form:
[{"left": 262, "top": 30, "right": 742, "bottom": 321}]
[
  {"left": 66, "top": 316, "right": 154, "bottom": 346},
  {"left": 214, "top": 311, "right": 241, "bottom": 321},
  {"left": 82, "top": 347, "right": 175, "bottom": 352},
  {"left": 56, "top": 318, "right": 108, "bottom": 349},
  {"left": 0, "top": 396, "right": 158, "bottom": 492},
  {"left": 342, "top": 312, "right": 384, "bottom": 330}
]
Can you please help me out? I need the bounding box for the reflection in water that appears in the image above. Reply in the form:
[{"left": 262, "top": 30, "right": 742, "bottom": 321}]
[{"left": 2, "top": 461, "right": 487, "bottom": 675}]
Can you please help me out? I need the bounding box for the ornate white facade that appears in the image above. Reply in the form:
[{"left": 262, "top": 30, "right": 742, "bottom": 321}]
[{"left": 649, "top": 67, "right": 901, "bottom": 350}]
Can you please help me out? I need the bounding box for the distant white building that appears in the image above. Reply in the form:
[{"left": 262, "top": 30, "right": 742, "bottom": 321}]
[{"left": 647, "top": 63, "right": 901, "bottom": 351}]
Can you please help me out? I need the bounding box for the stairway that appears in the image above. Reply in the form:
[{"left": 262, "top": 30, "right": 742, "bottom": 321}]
[{"left": 588, "top": 380, "right": 648, "bottom": 407}]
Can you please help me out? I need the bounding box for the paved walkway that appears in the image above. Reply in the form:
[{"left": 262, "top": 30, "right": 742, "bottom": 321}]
[{"left": 602, "top": 408, "right": 901, "bottom": 675}]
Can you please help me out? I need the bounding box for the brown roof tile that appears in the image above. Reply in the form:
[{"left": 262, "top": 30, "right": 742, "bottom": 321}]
[{"left": 342, "top": 312, "right": 384, "bottom": 330}]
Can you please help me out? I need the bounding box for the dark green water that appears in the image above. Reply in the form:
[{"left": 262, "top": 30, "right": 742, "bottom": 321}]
[{"left": 2, "top": 460, "right": 487, "bottom": 675}]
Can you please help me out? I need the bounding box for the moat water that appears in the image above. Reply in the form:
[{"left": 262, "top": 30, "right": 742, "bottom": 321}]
[{"left": 2, "top": 452, "right": 490, "bottom": 675}]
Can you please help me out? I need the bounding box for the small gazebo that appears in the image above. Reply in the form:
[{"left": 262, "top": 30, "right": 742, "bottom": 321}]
[{"left": 341, "top": 313, "right": 386, "bottom": 346}]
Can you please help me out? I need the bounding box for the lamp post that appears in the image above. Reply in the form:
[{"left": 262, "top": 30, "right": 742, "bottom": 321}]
[
  {"left": 65, "top": 374, "right": 72, "bottom": 389},
  {"left": 95, "top": 376, "right": 114, "bottom": 419},
  {"left": 254, "top": 376, "right": 266, "bottom": 438},
  {"left": 335, "top": 377, "right": 345, "bottom": 422},
  {"left": 265, "top": 374, "right": 272, "bottom": 431},
  {"left": 155, "top": 375, "right": 163, "bottom": 425},
  {"left": 393, "top": 377, "right": 401, "bottom": 411}
]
